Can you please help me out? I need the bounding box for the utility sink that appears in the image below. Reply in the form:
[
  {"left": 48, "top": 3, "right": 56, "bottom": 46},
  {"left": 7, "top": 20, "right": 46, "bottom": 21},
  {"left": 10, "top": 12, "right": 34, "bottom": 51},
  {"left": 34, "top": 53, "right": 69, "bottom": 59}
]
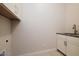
[
  {"left": 62, "top": 33, "right": 79, "bottom": 36},
  {"left": 72, "top": 35, "right": 79, "bottom": 37},
  {"left": 61, "top": 33, "right": 79, "bottom": 37},
  {"left": 61, "top": 33, "right": 75, "bottom": 35},
  {"left": 57, "top": 33, "right": 79, "bottom": 37}
]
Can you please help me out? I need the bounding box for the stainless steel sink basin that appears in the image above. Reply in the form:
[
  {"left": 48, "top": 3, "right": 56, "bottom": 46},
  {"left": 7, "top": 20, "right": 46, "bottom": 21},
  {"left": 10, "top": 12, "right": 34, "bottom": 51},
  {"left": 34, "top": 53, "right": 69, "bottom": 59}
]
[
  {"left": 72, "top": 35, "right": 79, "bottom": 37},
  {"left": 61, "top": 33, "right": 79, "bottom": 36},
  {"left": 61, "top": 33, "right": 75, "bottom": 35},
  {"left": 57, "top": 33, "right": 79, "bottom": 37}
]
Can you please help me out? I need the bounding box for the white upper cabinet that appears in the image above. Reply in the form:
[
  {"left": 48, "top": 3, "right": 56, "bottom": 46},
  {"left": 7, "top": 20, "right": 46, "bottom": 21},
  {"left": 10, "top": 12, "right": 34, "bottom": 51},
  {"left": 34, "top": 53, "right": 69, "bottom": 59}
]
[{"left": 3, "top": 3, "right": 22, "bottom": 20}]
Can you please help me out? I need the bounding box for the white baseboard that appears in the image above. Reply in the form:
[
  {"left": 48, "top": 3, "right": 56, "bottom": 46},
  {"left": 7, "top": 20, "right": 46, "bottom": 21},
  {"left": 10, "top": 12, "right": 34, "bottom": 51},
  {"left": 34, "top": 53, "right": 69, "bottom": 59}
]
[{"left": 19, "top": 48, "right": 56, "bottom": 56}]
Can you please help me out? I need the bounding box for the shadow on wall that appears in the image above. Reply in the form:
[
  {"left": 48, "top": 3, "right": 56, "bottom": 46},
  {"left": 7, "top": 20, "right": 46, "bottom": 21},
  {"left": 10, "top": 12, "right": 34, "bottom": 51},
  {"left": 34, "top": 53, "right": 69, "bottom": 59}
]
[{"left": 11, "top": 20, "right": 20, "bottom": 33}]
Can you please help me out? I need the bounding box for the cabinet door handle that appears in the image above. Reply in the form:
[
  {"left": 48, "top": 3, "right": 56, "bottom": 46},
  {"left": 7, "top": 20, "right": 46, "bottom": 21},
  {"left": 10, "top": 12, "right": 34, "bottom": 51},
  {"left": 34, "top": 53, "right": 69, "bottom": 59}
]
[{"left": 64, "top": 41, "right": 67, "bottom": 46}]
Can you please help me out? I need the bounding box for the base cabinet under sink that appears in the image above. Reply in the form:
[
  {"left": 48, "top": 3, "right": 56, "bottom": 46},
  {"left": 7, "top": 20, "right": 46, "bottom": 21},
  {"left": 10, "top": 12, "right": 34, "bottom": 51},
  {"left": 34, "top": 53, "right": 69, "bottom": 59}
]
[
  {"left": 57, "top": 34, "right": 79, "bottom": 56},
  {"left": 67, "top": 44, "right": 79, "bottom": 56},
  {"left": 57, "top": 35, "right": 67, "bottom": 55},
  {"left": 67, "top": 37, "right": 79, "bottom": 56}
]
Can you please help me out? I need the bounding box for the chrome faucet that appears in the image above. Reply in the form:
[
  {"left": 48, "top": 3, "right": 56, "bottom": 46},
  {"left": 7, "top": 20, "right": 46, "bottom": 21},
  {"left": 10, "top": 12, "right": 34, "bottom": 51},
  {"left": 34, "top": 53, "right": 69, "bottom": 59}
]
[{"left": 72, "top": 24, "right": 77, "bottom": 35}]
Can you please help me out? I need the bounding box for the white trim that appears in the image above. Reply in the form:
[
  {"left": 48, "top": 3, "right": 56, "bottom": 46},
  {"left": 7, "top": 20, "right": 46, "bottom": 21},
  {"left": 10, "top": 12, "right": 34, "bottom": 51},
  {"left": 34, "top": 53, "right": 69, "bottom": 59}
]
[{"left": 19, "top": 48, "right": 56, "bottom": 56}]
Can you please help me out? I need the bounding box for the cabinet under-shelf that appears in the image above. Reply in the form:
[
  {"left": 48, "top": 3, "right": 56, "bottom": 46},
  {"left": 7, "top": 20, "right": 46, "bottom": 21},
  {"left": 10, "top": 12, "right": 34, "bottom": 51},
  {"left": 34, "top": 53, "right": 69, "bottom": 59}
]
[{"left": 0, "top": 3, "right": 20, "bottom": 21}]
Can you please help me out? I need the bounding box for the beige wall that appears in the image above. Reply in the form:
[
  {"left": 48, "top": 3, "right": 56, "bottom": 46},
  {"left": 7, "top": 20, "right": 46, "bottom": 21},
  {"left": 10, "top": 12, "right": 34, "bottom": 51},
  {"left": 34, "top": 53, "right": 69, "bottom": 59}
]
[
  {"left": 1, "top": 3, "right": 79, "bottom": 56},
  {"left": 65, "top": 4, "right": 79, "bottom": 33},
  {"left": 12, "top": 3, "right": 65, "bottom": 55},
  {"left": 0, "top": 15, "right": 11, "bottom": 56}
]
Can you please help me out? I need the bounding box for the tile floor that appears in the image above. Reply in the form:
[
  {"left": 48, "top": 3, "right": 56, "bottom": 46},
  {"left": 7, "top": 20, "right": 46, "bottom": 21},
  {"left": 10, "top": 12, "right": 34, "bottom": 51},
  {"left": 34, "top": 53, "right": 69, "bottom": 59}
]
[
  {"left": 48, "top": 50, "right": 63, "bottom": 56},
  {"left": 29, "top": 50, "right": 64, "bottom": 56}
]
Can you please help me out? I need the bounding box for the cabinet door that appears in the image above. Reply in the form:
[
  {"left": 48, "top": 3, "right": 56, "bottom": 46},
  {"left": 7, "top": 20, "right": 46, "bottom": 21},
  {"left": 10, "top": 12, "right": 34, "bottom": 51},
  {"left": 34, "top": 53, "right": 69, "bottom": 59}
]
[
  {"left": 57, "top": 35, "right": 67, "bottom": 54},
  {"left": 67, "top": 37, "right": 79, "bottom": 56}
]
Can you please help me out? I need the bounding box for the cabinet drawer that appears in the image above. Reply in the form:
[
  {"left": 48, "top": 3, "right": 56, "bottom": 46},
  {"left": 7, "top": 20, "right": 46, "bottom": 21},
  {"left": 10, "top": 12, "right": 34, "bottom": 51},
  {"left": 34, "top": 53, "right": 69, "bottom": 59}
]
[{"left": 57, "top": 35, "right": 67, "bottom": 39}]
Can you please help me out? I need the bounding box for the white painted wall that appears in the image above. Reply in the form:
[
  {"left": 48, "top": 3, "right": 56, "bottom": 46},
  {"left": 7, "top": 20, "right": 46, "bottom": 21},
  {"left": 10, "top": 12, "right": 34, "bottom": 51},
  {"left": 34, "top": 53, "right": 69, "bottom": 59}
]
[
  {"left": 65, "top": 4, "right": 79, "bottom": 33},
  {"left": 12, "top": 3, "right": 65, "bottom": 55},
  {"left": 1, "top": 3, "right": 79, "bottom": 56}
]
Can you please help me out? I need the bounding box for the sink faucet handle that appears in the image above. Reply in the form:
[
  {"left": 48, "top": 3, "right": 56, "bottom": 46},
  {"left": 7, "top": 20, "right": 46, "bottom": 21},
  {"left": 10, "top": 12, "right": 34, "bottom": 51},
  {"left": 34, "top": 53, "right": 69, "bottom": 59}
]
[{"left": 72, "top": 24, "right": 78, "bottom": 34}]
